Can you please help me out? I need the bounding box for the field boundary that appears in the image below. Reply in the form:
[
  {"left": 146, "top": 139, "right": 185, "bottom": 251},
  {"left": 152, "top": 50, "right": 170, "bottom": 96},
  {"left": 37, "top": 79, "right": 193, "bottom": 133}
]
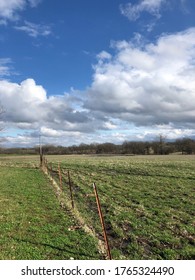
[{"left": 41, "top": 158, "right": 110, "bottom": 259}]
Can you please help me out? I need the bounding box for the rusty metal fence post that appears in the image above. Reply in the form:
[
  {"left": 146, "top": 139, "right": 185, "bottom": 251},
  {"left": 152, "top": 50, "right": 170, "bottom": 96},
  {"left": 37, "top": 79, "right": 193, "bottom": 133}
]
[
  {"left": 58, "top": 163, "right": 62, "bottom": 190},
  {"left": 68, "top": 170, "right": 74, "bottom": 209},
  {"left": 93, "top": 182, "right": 112, "bottom": 260}
]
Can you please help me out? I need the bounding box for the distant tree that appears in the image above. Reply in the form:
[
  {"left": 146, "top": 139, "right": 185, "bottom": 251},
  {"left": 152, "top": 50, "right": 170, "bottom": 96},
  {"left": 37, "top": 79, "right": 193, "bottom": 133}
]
[
  {"left": 122, "top": 141, "right": 131, "bottom": 154},
  {"left": 175, "top": 139, "right": 185, "bottom": 154},
  {"left": 159, "top": 134, "right": 166, "bottom": 155},
  {"left": 122, "top": 141, "right": 151, "bottom": 155},
  {"left": 151, "top": 134, "right": 167, "bottom": 155},
  {"left": 175, "top": 138, "right": 195, "bottom": 154},
  {"left": 96, "top": 143, "right": 116, "bottom": 154}
]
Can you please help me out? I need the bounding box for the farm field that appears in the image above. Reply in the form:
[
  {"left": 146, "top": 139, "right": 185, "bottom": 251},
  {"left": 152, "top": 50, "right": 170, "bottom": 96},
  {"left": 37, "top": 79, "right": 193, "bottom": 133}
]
[
  {"left": 0, "top": 163, "right": 100, "bottom": 260},
  {"left": 0, "top": 154, "right": 195, "bottom": 260}
]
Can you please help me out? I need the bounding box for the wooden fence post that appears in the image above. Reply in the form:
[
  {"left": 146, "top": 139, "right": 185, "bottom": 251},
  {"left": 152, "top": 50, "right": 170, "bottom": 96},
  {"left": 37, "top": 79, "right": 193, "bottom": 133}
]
[{"left": 93, "top": 183, "right": 112, "bottom": 260}]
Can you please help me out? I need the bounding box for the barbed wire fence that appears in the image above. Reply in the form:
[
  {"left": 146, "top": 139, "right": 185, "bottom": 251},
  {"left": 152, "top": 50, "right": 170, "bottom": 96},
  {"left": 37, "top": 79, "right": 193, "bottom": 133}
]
[{"left": 42, "top": 157, "right": 112, "bottom": 260}]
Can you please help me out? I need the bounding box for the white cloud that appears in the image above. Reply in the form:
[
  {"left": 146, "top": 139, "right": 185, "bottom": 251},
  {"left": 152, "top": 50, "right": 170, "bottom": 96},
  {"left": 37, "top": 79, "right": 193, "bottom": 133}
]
[
  {"left": 0, "top": 78, "right": 46, "bottom": 102},
  {"left": 0, "top": 0, "right": 25, "bottom": 22},
  {"left": 103, "top": 121, "right": 117, "bottom": 130},
  {"left": 14, "top": 20, "right": 51, "bottom": 37},
  {"left": 0, "top": 0, "right": 42, "bottom": 23},
  {"left": 40, "top": 127, "right": 82, "bottom": 138},
  {"left": 120, "top": 0, "right": 166, "bottom": 21},
  {"left": 97, "top": 51, "right": 112, "bottom": 61},
  {"left": 85, "top": 28, "right": 195, "bottom": 128},
  {"left": 0, "top": 78, "right": 108, "bottom": 139},
  {"left": 0, "top": 58, "right": 12, "bottom": 77},
  {"left": 3, "top": 135, "right": 35, "bottom": 147},
  {"left": 27, "top": 0, "right": 42, "bottom": 8},
  {"left": 0, "top": 79, "right": 47, "bottom": 124}
]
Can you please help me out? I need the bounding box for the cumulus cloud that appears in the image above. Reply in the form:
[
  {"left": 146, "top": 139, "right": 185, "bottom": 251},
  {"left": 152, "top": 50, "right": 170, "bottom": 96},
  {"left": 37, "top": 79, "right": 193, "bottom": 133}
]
[
  {"left": 0, "top": 78, "right": 74, "bottom": 125},
  {"left": 14, "top": 20, "right": 52, "bottom": 37},
  {"left": 0, "top": 78, "right": 110, "bottom": 142},
  {"left": 0, "top": 79, "right": 46, "bottom": 124},
  {"left": 120, "top": 0, "right": 166, "bottom": 21},
  {"left": 1, "top": 28, "right": 195, "bottom": 146},
  {"left": 85, "top": 28, "right": 195, "bottom": 128}
]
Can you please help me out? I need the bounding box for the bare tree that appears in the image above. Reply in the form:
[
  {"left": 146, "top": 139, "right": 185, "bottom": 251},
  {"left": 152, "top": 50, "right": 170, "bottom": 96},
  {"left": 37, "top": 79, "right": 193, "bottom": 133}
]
[{"left": 157, "top": 134, "right": 166, "bottom": 155}]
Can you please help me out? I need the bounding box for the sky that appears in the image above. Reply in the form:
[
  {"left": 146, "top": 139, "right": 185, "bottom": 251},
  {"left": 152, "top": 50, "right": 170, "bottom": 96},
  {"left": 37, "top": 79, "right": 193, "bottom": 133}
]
[{"left": 0, "top": 0, "right": 195, "bottom": 148}]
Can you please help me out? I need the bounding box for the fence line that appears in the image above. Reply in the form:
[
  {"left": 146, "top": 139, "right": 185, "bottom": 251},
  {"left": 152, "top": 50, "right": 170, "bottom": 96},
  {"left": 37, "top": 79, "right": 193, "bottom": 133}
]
[{"left": 42, "top": 157, "right": 112, "bottom": 260}]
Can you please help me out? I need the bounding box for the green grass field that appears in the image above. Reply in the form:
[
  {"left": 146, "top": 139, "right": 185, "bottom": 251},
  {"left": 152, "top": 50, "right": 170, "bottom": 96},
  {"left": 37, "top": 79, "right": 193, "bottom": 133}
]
[
  {"left": 0, "top": 164, "right": 100, "bottom": 260},
  {"left": 46, "top": 155, "right": 195, "bottom": 260},
  {"left": 0, "top": 155, "right": 194, "bottom": 260}
]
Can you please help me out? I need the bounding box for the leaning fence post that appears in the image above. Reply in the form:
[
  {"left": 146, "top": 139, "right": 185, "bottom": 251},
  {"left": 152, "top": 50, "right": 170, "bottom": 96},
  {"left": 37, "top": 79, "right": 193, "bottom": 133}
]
[
  {"left": 93, "top": 182, "right": 112, "bottom": 260},
  {"left": 58, "top": 163, "right": 62, "bottom": 190},
  {"left": 68, "top": 170, "right": 74, "bottom": 209}
]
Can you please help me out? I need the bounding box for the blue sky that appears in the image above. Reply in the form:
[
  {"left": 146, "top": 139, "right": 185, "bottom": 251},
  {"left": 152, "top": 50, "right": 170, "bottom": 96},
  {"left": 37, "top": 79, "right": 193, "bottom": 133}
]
[{"left": 0, "top": 0, "right": 195, "bottom": 147}]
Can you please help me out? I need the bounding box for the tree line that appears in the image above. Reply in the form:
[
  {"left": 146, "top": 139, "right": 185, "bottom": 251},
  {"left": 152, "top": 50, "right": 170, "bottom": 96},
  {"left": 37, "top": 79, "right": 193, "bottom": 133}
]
[{"left": 1, "top": 137, "right": 195, "bottom": 155}]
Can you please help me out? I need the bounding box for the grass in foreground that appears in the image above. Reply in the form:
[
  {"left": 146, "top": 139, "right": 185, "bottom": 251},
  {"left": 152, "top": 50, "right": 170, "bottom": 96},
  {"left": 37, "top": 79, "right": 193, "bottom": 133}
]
[{"left": 0, "top": 166, "right": 100, "bottom": 260}]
